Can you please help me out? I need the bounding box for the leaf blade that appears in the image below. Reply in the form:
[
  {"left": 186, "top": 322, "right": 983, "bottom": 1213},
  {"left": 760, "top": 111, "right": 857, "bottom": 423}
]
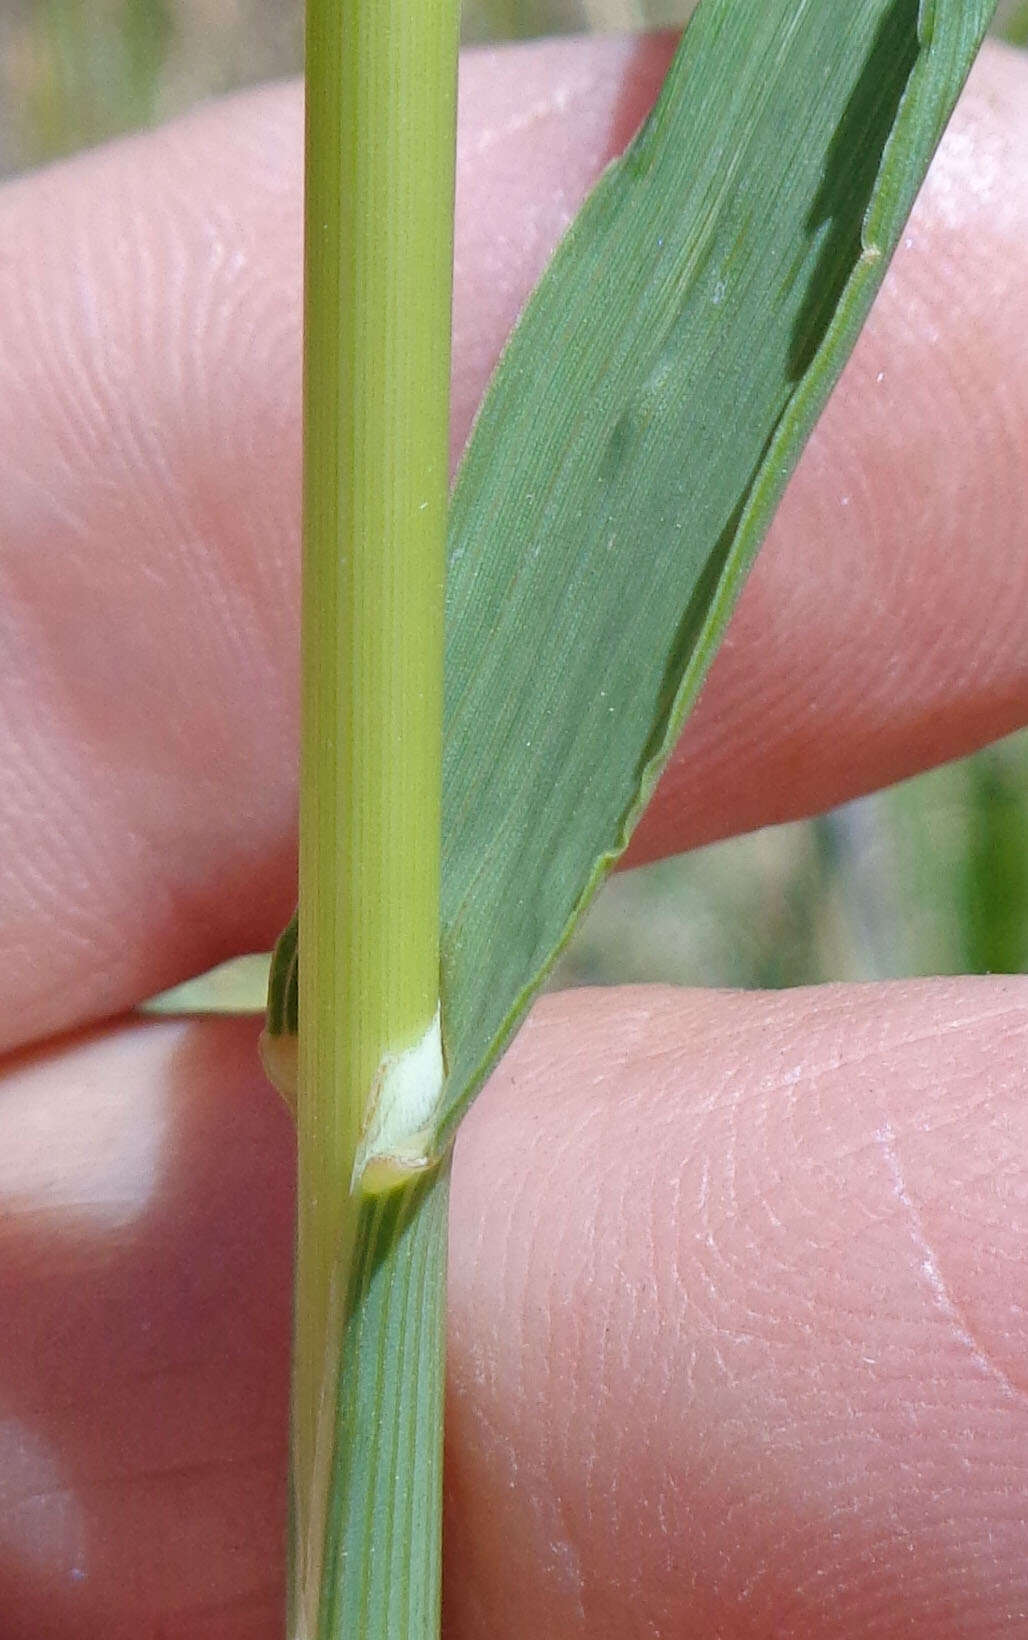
[{"left": 436, "top": 0, "right": 994, "bottom": 1141}]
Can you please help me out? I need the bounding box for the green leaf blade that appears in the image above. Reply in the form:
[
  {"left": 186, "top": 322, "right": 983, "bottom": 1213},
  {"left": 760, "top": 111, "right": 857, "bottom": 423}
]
[{"left": 437, "top": 0, "right": 994, "bottom": 1142}]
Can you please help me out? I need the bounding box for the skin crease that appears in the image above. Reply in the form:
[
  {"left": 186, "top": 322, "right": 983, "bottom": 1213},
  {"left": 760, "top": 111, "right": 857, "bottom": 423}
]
[{"left": 0, "top": 28, "right": 1025, "bottom": 1640}]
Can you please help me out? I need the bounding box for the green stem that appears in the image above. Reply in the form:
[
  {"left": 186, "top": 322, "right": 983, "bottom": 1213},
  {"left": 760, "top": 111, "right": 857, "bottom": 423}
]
[{"left": 294, "top": 0, "right": 458, "bottom": 1633}]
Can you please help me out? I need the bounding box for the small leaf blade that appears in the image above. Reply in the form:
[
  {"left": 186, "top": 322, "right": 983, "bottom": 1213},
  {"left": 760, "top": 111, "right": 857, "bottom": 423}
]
[{"left": 141, "top": 952, "right": 271, "bottom": 1016}]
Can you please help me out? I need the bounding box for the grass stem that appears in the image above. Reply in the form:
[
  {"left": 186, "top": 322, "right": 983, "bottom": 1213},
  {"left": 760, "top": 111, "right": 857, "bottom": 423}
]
[{"left": 294, "top": 0, "right": 458, "bottom": 1631}]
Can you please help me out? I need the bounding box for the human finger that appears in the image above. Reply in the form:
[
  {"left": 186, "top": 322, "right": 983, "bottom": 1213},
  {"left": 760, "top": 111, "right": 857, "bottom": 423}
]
[
  {"left": 0, "top": 35, "right": 671, "bottom": 1055},
  {"left": 0, "top": 1018, "right": 291, "bottom": 1638},
  {"left": 2, "top": 39, "right": 1026, "bottom": 1053},
  {"left": 1, "top": 979, "right": 1025, "bottom": 1635},
  {"left": 445, "top": 978, "right": 1028, "bottom": 1637}
]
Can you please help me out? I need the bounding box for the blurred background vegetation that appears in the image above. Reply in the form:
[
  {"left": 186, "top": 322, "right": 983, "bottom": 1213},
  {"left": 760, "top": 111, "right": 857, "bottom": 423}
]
[{"left": 3, "top": 0, "right": 1025, "bottom": 994}]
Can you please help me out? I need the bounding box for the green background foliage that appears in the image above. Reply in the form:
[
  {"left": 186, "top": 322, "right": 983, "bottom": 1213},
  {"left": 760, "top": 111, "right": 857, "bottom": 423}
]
[{"left": 10, "top": 0, "right": 1026, "bottom": 999}]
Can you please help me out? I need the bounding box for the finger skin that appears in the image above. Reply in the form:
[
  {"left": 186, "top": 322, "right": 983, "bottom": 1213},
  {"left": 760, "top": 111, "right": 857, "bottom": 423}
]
[
  {"left": 0, "top": 982, "right": 1025, "bottom": 1635},
  {"left": 447, "top": 980, "right": 1028, "bottom": 1637},
  {"left": 0, "top": 1020, "right": 293, "bottom": 1639},
  {"left": 1, "top": 38, "right": 1027, "bottom": 1051}
]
